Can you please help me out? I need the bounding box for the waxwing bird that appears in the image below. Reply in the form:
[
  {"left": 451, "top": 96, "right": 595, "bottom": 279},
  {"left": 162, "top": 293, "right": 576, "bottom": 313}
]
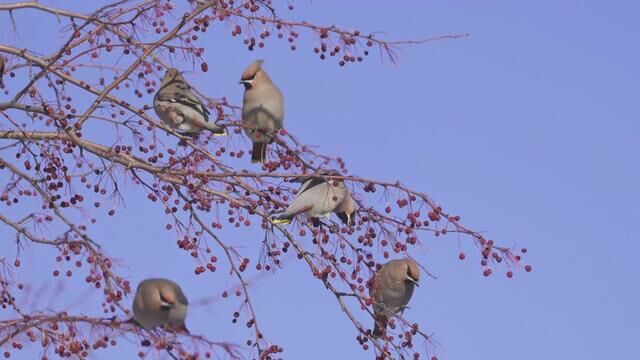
[
  {"left": 132, "top": 278, "right": 190, "bottom": 333},
  {"left": 369, "top": 258, "right": 420, "bottom": 338},
  {"left": 240, "top": 59, "right": 284, "bottom": 164},
  {"left": 154, "top": 68, "right": 225, "bottom": 136},
  {"left": 272, "top": 171, "right": 350, "bottom": 225}
]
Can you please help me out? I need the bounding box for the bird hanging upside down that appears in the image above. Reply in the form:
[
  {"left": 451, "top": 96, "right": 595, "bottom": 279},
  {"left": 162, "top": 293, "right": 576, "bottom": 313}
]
[{"left": 272, "top": 171, "right": 356, "bottom": 227}]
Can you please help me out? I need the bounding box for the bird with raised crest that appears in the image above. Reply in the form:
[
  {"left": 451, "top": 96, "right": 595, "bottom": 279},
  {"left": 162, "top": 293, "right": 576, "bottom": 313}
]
[
  {"left": 240, "top": 59, "right": 284, "bottom": 164},
  {"left": 272, "top": 171, "right": 356, "bottom": 226}
]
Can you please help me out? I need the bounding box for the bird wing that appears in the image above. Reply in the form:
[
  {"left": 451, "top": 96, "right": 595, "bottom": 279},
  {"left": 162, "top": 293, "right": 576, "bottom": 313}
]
[
  {"left": 279, "top": 179, "right": 327, "bottom": 218},
  {"left": 286, "top": 180, "right": 346, "bottom": 220},
  {"left": 156, "top": 79, "right": 211, "bottom": 121},
  {"left": 296, "top": 176, "right": 326, "bottom": 195},
  {"left": 173, "top": 285, "right": 189, "bottom": 306}
]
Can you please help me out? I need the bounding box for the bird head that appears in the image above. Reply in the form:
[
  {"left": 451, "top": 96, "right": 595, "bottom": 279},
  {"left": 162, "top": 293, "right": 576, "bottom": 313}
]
[
  {"left": 161, "top": 68, "right": 182, "bottom": 87},
  {"left": 317, "top": 169, "right": 342, "bottom": 177},
  {"left": 288, "top": 170, "right": 342, "bottom": 183},
  {"left": 405, "top": 259, "right": 421, "bottom": 286},
  {"left": 239, "top": 59, "right": 265, "bottom": 90},
  {"left": 336, "top": 194, "right": 357, "bottom": 227}
]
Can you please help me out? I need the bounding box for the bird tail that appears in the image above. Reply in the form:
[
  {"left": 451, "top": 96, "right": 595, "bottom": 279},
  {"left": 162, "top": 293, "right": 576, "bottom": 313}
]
[
  {"left": 125, "top": 317, "right": 141, "bottom": 327},
  {"left": 176, "top": 130, "right": 199, "bottom": 137},
  {"left": 271, "top": 216, "right": 292, "bottom": 225},
  {"left": 373, "top": 314, "right": 388, "bottom": 338},
  {"left": 205, "top": 123, "right": 227, "bottom": 136},
  {"left": 177, "top": 323, "right": 190, "bottom": 334},
  {"left": 251, "top": 142, "right": 267, "bottom": 163},
  {"left": 165, "top": 323, "right": 190, "bottom": 334}
]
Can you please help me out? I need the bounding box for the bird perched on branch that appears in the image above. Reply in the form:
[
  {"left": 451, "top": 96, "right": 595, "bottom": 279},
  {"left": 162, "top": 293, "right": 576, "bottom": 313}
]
[
  {"left": 240, "top": 59, "right": 284, "bottom": 164},
  {"left": 272, "top": 171, "right": 356, "bottom": 226},
  {"left": 369, "top": 258, "right": 420, "bottom": 338},
  {"left": 131, "top": 278, "right": 190, "bottom": 334},
  {"left": 154, "top": 68, "right": 225, "bottom": 136}
]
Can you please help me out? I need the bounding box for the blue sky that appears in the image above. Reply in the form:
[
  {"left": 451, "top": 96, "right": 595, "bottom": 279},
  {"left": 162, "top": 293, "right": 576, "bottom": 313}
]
[{"left": 1, "top": 1, "right": 639, "bottom": 359}]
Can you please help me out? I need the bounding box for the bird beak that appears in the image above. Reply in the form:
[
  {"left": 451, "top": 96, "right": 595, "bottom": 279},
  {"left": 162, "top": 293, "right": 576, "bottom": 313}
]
[
  {"left": 336, "top": 212, "right": 353, "bottom": 227},
  {"left": 239, "top": 80, "right": 251, "bottom": 85},
  {"left": 406, "top": 275, "right": 419, "bottom": 286}
]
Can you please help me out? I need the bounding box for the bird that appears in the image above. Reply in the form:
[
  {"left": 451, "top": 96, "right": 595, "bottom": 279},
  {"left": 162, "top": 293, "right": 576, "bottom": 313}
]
[
  {"left": 153, "top": 68, "right": 225, "bottom": 136},
  {"left": 272, "top": 171, "right": 354, "bottom": 226},
  {"left": 369, "top": 258, "right": 420, "bottom": 338},
  {"left": 240, "top": 59, "right": 284, "bottom": 164},
  {"left": 131, "top": 278, "right": 190, "bottom": 333},
  {"left": 0, "top": 55, "right": 5, "bottom": 87}
]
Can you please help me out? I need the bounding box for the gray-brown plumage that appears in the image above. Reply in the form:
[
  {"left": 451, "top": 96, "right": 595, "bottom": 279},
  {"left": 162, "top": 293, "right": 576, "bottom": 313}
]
[
  {"left": 154, "top": 68, "right": 225, "bottom": 135},
  {"left": 369, "top": 258, "right": 420, "bottom": 338},
  {"left": 240, "top": 60, "right": 284, "bottom": 164},
  {"left": 132, "top": 278, "right": 190, "bottom": 333},
  {"left": 272, "top": 171, "right": 354, "bottom": 226}
]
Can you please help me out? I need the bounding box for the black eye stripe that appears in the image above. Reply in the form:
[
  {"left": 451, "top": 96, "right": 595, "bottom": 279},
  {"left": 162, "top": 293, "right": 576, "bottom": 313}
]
[{"left": 406, "top": 268, "right": 416, "bottom": 280}]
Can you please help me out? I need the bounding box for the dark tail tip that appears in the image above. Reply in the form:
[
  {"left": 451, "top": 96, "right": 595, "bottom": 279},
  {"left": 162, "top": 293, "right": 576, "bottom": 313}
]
[
  {"left": 373, "top": 314, "right": 388, "bottom": 338},
  {"left": 209, "top": 124, "right": 227, "bottom": 136},
  {"left": 272, "top": 216, "right": 292, "bottom": 225},
  {"left": 252, "top": 142, "right": 266, "bottom": 163},
  {"left": 126, "top": 317, "right": 141, "bottom": 328}
]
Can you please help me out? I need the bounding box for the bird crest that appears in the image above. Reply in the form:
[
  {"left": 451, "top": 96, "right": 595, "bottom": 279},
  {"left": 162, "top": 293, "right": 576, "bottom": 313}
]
[{"left": 241, "top": 59, "right": 265, "bottom": 81}]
